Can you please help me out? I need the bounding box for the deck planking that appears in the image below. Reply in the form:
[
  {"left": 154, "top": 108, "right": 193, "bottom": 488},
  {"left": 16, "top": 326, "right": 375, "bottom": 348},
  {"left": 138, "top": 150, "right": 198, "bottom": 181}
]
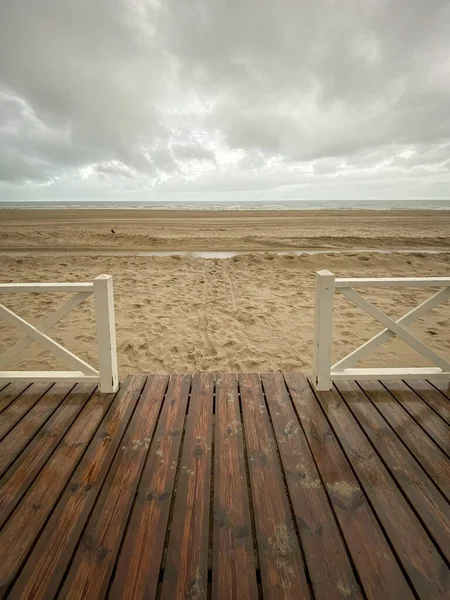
[{"left": 0, "top": 373, "right": 449, "bottom": 599}]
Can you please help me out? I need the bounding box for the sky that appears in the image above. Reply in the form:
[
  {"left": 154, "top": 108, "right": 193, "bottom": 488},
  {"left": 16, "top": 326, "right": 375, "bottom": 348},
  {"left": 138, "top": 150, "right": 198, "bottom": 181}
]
[{"left": 0, "top": 0, "right": 449, "bottom": 203}]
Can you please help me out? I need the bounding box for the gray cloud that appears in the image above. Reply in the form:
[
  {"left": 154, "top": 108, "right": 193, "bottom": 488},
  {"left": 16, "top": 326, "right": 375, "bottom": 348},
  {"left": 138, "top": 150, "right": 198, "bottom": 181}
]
[{"left": 0, "top": 0, "right": 449, "bottom": 199}]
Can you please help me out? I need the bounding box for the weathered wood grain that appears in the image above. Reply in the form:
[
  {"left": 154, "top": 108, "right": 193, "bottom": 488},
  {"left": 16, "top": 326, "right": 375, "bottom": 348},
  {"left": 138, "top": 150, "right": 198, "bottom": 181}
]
[
  {"left": 109, "top": 374, "right": 191, "bottom": 600},
  {"left": 212, "top": 373, "right": 258, "bottom": 600},
  {"left": 431, "top": 380, "right": 450, "bottom": 400},
  {"left": 0, "top": 384, "right": 108, "bottom": 598},
  {"left": 0, "top": 383, "right": 73, "bottom": 477},
  {"left": 0, "top": 383, "right": 89, "bottom": 528},
  {"left": 58, "top": 375, "right": 168, "bottom": 600},
  {"left": 160, "top": 372, "right": 214, "bottom": 600},
  {"left": 239, "top": 373, "right": 311, "bottom": 600},
  {"left": 383, "top": 380, "right": 450, "bottom": 456},
  {"left": 360, "top": 380, "right": 450, "bottom": 501},
  {"left": 337, "top": 380, "right": 450, "bottom": 563},
  {"left": 261, "top": 373, "right": 362, "bottom": 600},
  {"left": 284, "top": 373, "right": 414, "bottom": 600},
  {"left": 319, "top": 383, "right": 449, "bottom": 599},
  {"left": 9, "top": 375, "right": 146, "bottom": 600},
  {"left": 0, "top": 383, "right": 52, "bottom": 441},
  {"left": 406, "top": 380, "right": 450, "bottom": 424},
  {"left": 0, "top": 383, "right": 30, "bottom": 414}
]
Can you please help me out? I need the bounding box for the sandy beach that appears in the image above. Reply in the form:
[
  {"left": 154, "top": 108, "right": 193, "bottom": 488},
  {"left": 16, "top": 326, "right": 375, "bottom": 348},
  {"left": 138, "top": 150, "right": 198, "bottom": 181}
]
[{"left": 0, "top": 209, "right": 449, "bottom": 377}]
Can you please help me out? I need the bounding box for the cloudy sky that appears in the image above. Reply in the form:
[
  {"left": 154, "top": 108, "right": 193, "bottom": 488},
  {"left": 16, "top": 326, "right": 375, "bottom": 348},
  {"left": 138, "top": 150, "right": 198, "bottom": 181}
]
[{"left": 1, "top": 0, "right": 449, "bottom": 203}]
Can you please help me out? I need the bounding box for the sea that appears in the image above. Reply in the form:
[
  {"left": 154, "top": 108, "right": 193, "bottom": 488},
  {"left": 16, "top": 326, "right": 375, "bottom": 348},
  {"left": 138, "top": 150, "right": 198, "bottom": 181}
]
[{"left": 0, "top": 199, "right": 449, "bottom": 210}]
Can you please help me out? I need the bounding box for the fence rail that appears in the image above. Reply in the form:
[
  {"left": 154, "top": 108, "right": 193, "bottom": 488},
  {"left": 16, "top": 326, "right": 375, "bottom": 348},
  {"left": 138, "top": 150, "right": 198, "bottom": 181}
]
[
  {"left": 312, "top": 270, "right": 450, "bottom": 391},
  {"left": 0, "top": 274, "right": 118, "bottom": 392}
]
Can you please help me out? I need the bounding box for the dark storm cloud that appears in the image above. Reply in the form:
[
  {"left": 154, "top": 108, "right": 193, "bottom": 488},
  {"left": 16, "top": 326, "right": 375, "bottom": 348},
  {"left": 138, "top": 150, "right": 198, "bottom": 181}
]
[{"left": 0, "top": 0, "right": 449, "bottom": 197}]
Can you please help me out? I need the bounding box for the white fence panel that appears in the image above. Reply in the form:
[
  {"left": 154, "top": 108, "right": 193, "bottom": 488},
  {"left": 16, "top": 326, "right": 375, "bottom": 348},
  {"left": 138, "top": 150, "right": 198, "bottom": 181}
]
[
  {"left": 0, "top": 275, "right": 118, "bottom": 393},
  {"left": 312, "top": 272, "right": 450, "bottom": 390}
]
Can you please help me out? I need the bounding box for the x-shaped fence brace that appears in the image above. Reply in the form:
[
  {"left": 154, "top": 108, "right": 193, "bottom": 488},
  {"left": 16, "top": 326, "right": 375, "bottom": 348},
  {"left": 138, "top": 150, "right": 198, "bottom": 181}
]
[
  {"left": 332, "top": 286, "right": 450, "bottom": 374},
  {"left": 0, "top": 292, "right": 98, "bottom": 376},
  {"left": 0, "top": 276, "right": 118, "bottom": 392},
  {"left": 313, "top": 271, "right": 450, "bottom": 390}
]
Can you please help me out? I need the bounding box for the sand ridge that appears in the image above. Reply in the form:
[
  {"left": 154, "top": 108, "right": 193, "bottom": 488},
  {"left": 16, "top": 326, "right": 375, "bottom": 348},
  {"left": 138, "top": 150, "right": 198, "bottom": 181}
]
[{"left": 0, "top": 248, "right": 449, "bottom": 377}]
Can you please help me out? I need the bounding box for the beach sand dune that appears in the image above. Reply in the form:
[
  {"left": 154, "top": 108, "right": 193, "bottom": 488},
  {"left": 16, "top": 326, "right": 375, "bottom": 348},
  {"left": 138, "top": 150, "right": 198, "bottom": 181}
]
[
  {"left": 1, "top": 209, "right": 449, "bottom": 251},
  {"left": 0, "top": 249, "right": 449, "bottom": 377}
]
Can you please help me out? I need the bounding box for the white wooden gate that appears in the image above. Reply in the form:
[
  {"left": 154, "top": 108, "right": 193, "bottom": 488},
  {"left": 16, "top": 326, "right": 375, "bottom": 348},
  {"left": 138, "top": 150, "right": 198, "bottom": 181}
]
[
  {"left": 313, "top": 270, "right": 450, "bottom": 390},
  {"left": 0, "top": 274, "right": 118, "bottom": 393}
]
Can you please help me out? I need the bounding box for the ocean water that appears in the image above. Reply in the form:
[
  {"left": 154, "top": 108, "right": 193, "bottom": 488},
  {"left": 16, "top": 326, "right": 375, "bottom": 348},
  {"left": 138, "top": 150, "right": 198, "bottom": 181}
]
[{"left": 0, "top": 199, "right": 449, "bottom": 210}]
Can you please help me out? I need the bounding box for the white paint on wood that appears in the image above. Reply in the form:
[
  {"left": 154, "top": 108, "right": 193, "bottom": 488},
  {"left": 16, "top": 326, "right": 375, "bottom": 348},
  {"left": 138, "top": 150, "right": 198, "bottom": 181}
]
[
  {"left": 0, "top": 292, "right": 92, "bottom": 368},
  {"left": 313, "top": 271, "right": 450, "bottom": 390},
  {"left": 0, "top": 282, "right": 94, "bottom": 293},
  {"left": 332, "top": 287, "right": 450, "bottom": 371},
  {"left": 335, "top": 277, "right": 450, "bottom": 288},
  {"left": 0, "top": 303, "right": 99, "bottom": 376},
  {"left": 0, "top": 371, "right": 99, "bottom": 383},
  {"left": 0, "top": 277, "right": 119, "bottom": 392},
  {"left": 331, "top": 368, "right": 450, "bottom": 381},
  {"left": 94, "top": 274, "right": 119, "bottom": 393},
  {"left": 312, "top": 270, "right": 335, "bottom": 391},
  {"left": 340, "top": 287, "right": 450, "bottom": 372}
]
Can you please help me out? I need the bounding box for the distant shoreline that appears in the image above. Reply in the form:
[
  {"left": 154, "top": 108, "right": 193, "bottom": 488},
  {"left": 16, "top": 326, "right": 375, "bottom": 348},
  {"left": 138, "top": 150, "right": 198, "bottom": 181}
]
[{"left": 1, "top": 208, "right": 449, "bottom": 252}]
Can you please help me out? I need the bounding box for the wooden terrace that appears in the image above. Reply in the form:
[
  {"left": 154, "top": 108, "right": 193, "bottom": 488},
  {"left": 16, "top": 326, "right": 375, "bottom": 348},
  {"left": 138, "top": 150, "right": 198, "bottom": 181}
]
[{"left": 0, "top": 372, "right": 449, "bottom": 599}]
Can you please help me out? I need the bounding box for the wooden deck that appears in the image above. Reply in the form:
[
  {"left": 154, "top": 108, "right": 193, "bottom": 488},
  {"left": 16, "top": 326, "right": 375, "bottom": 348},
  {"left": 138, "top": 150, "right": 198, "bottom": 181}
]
[{"left": 0, "top": 373, "right": 449, "bottom": 599}]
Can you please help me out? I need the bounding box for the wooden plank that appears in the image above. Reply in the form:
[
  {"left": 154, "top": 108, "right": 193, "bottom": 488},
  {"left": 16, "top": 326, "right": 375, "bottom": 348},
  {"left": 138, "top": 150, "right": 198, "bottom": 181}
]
[
  {"left": 0, "top": 382, "right": 52, "bottom": 441},
  {"left": 0, "top": 282, "right": 94, "bottom": 292},
  {"left": 0, "top": 384, "right": 86, "bottom": 528},
  {"left": 9, "top": 375, "right": 147, "bottom": 600},
  {"left": 0, "top": 383, "right": 30, "bottom": 414},
  {"left": 284, "top": 373, "right": 415, "bottom": 600},
  {"left": 431, "top": 380, "right": 450, "bottom": 400},
  {"left": 0, "top": 372, "right": 99, "bottom": 383},
  {"left": 239, "top": 373, "right": 311, "bottom": 600},
  {"left": 109, "top": 374, "right": 191, "bottom": 600},
  {"left": 383, "top": 380, "right": 450, "bottom": 456},
  {"left": 407, "top": 380, "right": 450, "bottom": 424},
  {"left": 360, "top": 380, "right": 450, "bottom": 501},
  {"left": 331, "top": 368, "right": 450, "bottom": 380},
  {"left": 317, "top": 384, "right": 449, "bottom": 598},
  {"left": 0, "top": 382, "right": 74, "bottom": 477},
  {"left": 337, "top": 380, "right": 450, "bottom": 563},
  {"left": 160, "top": 372, "right": 214, "bottom": 600},
  {"left": 261, "top": 373, "right": 362, "bottom": 600},
  {"left": 211, "top": 373, "right": 258, "bottom": 600},
  {"left": 335, "top": 276, "right": 450, "bottom": 287},
  {"left": 0, "top": 383, "right": 110, "bottom": 598},
  {"left": 59, "top": 374, "right": 168, "bottom": 600}
]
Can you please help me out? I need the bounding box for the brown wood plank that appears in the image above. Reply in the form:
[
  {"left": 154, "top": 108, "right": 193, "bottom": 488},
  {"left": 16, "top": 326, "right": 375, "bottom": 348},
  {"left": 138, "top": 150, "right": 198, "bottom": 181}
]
[
  {"left": 58, "top": 374, "right": 168, "bottom": 600},
  {"left": 109, "top": 374, "right": 191, "bottom": 600},
  {"left": 212, "top": 373, "right": 258, "bottom": 600},
  {"left": 284, "top": 373, "right": 415, "bottom": 600},
  {"left": 0, "top": 384, "right": 30, "bottom": 414},
  {"left": 337, "top": 380, "right": 450, "bottom": 563},
  {"left": 0, "top": 383, "right": 110, "bottom": 598},
  {"left": 0, "top": 384, "right": 9, "bottom": 394},
  {"left": 239, "top": 373, "right": 311, "bottom": 600},
  {"left": 407, "top": 380, "right": 450, "bottom": 424},
  {"left": 160, "top": 372, "right": 214, "bottom": 600},
  {"left": 319, "top": 383, "right": 449, "bottom": 598},
  {"left": 0, "top": 382, "right": 52, "bottom": 441},
  {"left": 360, "top": 380, "right": 450, "bottom": 501},
  {"left": 383, "top": 380, "right": 450, "bottom": 456},
  {"left": 0, "top": 383, "right": 86, "bottom": 528},
  {"left": 0, "top": 382, "right": 74, "bottom": 477},
  {"left": 261, "top": 373, "right": 362, "bottom": 600},
  {"left": 431, "top": 380, "right": 450, "bottom": 400},
  {"left": 9, "top": 375, "right": 147, "bottom": 600}
]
